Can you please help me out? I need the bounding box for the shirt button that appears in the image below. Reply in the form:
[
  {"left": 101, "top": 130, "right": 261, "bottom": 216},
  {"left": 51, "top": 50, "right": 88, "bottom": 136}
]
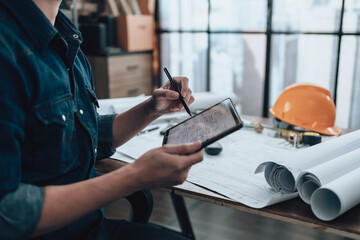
[
  {"left": 73, "top": 34, "right": 79, "bottom": 39},
  {"left": 62, "top": 115, "right": 66, "bottom": 121},
  {"left": 67, "top": 68, "right": 70, "bottom": 72},
  {"left": 94, "top": 148, "right": 97, "bottom": 154},
  {"left": 79, "top": 109, "right": 84, "bottom": 115}
]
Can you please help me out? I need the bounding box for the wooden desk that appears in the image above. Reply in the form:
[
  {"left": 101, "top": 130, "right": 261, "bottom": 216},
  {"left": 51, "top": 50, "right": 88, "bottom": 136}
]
[
  {"left": 95, "top": 117, "right": 359, "bottom": 240},
  {"left": 96, "top": 157, "right": 360, "bottom": 240}
]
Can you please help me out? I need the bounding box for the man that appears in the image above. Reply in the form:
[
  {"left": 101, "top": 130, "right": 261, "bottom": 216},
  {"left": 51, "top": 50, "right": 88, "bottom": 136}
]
[{"left": 0, "top": 0, "right": 203, "bottom": 239}]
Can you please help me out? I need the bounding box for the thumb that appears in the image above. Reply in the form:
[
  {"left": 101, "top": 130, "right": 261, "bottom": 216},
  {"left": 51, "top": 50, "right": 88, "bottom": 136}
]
[{"left": 163, "top": 141, "right": 202, "bottom": 155}]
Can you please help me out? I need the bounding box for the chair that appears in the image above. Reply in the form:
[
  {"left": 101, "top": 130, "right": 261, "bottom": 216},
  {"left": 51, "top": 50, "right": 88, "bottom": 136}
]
[{"left": 124, "top": 190, "right": 196, "bottom": 240}]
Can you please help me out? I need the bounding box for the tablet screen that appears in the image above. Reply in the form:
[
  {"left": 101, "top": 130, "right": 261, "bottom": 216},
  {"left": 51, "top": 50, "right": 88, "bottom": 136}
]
[{"left": 163, "top": 98, "right": 242, "bottom": 146}]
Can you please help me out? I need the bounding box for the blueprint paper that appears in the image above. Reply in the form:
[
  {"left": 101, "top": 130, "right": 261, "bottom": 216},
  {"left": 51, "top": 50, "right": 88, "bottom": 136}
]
[
  {"left": 255, "top": 129, "right": 360, "bottom": 194},
  {"left": 297, "top": 148, "right": 360, "bottom": 204},
  {"left": 311, "top": 167, "right": 360, "bottom": 221},
  {"left": 186, "top": 128, "right": 299, "bottom": 208}
]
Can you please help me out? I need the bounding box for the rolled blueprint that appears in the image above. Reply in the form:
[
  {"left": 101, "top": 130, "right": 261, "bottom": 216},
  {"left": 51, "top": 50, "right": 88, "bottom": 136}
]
[
  {"left": 311, "top": 167, "right": 360, "bottom": 221},
  {"left": 297, "top": 148, "right": 360, "bottom": 204},
  {"left": 255, "top": 129, "right": 360, "bottom": 194}
]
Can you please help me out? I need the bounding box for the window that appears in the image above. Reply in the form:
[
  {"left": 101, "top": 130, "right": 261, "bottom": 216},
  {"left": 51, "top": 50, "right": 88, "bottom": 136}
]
[{"left": 157, "top": 0, "right": 360, "bottom": 130}]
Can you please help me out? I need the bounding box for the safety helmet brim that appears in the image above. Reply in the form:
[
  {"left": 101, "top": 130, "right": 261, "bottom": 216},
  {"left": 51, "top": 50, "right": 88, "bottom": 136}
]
[
  {"left": 318, "top": 125, "right": 342, "bottom": 136},
  {"left": 270, "top": 108, "right": 342, "bottom": 136}
]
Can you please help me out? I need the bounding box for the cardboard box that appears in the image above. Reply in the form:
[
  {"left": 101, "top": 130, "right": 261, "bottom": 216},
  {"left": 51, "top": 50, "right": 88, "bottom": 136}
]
[
  {"left": 116, "top": 15, "right": 154, "bottom": 51},
  {"left": 137, "top": 0, "right": 155, "bottom": 15}
]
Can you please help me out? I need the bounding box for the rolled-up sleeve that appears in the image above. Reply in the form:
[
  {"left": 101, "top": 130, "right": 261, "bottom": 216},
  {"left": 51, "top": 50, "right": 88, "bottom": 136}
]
[
  {"left": 96, "top": 114, "right": 116, "bottom": 160},
  {"left": 0, "top": 184, "right": 44, "bottom": 240}
]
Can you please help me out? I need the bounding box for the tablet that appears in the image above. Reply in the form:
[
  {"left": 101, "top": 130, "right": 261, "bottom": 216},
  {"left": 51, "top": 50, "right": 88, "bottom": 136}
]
[{"left": 162, "top": 98, "right": 243, "bottom": 148}]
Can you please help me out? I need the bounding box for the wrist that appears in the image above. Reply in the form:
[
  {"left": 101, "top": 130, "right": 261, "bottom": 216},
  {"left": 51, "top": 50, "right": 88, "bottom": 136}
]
[
  {"left": 120, "top": 163, "right": 145, "bottom": 193},
  {"left": 145, "top": 96, "right": 162, "bottom": 119},
  {"left": 105, "top": 164, "right": 143, "bottom": 198}
]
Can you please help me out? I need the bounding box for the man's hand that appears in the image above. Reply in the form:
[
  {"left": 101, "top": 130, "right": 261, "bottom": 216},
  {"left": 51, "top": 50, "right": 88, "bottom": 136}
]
[
  {"left": 129, "top": 141, "right": 203, "bottom": 189},
  {"left": 151, "top": 76, "right": 195, "bottom": 115}
]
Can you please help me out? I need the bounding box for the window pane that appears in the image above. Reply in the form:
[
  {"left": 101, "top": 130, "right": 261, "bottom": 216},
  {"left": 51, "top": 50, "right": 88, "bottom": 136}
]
[
  {"left": 270, "top": 35, "right": 338, "bottom": 108},
  {"left": 343, "top": 0, "right": 360, "bottom": 33},
  {"left": 209, "top": 0, "right": 267, "bottom": 32},
  {"left": 158, "top": 0, "right": 209, "bottom": 31},
  {"left": 337, "top": 36, "right": 360, "bottom": 129},
  {"left": 160, "top": 33, "right": 208, "bottom": 92},
  {"left": 210, "top": 34, "right": 266, "bottom": 116},
  {"left": 272, "top": 0, "right": 342, "bottom": 32}
]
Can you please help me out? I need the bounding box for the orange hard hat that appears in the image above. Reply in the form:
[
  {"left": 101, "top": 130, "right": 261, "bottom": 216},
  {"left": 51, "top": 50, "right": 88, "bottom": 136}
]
[{"left": 269, "top": 83, "right": 341, "bottom": 136}]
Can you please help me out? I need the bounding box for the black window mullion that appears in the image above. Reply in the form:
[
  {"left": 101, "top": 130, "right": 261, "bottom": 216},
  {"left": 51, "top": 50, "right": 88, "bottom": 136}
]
[
  {"left": 155, "top": 0, "right": 162, "bottom": 87},
  {"left": 333, "top": 0, "right": 346, "bottom": 105},
  {"left": 206, "top": 0, "right": 211, "bottom": 91},
  {"left": 262, "top": 0, "right": 273, "bottom": 118}
]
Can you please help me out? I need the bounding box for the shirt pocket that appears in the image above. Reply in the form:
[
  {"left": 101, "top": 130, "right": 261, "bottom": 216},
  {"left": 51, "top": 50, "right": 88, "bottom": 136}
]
[{"left": 32, "top": 94, "right": 78, "bottom": 174}]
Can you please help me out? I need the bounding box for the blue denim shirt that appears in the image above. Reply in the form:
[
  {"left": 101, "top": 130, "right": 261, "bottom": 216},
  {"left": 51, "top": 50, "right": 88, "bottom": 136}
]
[{"left": 0, "top": 0, "right": 116, "bottom": 239}]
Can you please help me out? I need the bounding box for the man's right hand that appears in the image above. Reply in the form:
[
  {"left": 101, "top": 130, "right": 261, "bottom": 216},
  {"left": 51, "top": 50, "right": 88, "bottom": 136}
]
[{"left": 128, "top": 141, "right": 203, "bottom": 190}]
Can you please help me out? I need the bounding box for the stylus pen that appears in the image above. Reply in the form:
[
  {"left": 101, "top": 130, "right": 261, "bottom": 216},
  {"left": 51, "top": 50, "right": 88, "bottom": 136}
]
[{"left": 163, "top": 67, "right": 192, "bottom": 116}]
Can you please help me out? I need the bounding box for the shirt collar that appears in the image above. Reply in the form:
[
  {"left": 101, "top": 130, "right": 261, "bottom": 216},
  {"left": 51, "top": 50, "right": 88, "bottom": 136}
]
[
  {"left": 0, "top": 0, "right": 82, "bottom": 51},
  {"left": 55, "top": 11, "right": 83, "bottom": 46}
]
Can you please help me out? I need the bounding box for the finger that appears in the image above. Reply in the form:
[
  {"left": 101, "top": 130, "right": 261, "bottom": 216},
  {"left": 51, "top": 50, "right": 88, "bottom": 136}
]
[
  {"left": 159, "top": 80, "right": 171, "bottom": 90},
  {"left": 180, "top": 151, "right": 204, "bottom": 168},
  {"left": 173, "top": 77, "right": 189, "bottom": 97},
  {"left": 188, "top": 95, "right": 195, "bottom": 105},
  {"left": 168, "top": 106, "right": 181, "bottom": 113},
  {"left": 153, "top": 88, "right": 179, "bottom": 100},
  {"left": 185, "top": 89, "right": 193, "bottom": 104},
  {"left": 170, "top": 106, "right": 181, "bottom": 112},
  {"left": 163, "top": 141, "right": 202, "bottom": 155}
]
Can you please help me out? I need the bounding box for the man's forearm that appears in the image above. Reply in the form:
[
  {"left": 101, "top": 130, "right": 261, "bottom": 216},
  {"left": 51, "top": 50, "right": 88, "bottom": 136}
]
[
  {"left": 33, "top": 164, "right": 139, "bottom": 237},
  {"left": 112, "top": 97, "right": 161, "bottom": 148}
]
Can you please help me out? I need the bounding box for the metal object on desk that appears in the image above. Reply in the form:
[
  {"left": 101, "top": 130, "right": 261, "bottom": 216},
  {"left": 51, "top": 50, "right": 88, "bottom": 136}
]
[
  {"left": 243, "top": 119, "right": 322, "bottom": 148},
  {"left": 243, "top": 120, "right": 272, "bottom": 134},
  {"left": 275, "top": 128, "right": 322, "bottom": 148}
]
